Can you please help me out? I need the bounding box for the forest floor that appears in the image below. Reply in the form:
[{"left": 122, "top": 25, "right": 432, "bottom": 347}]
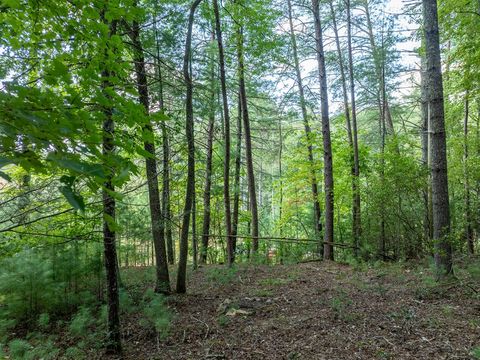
[{"left": 114, "top": 260, "right": 479, "bottom": 360}]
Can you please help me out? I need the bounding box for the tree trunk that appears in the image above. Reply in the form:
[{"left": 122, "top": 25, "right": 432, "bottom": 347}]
[
  {"left": 200, "top": 32, "right": 216, "bottom": 264},
  {"left": 287, "top": 0, "right": 322, "bottom": 248},
  {"left": 236, "top": 23, "right": 259, "bottom": 254},
  {"left": 153, "top": 18, "right": 175, "bottom": 265},
  {"left": 420, "top": 53, "right": 431, "bottom": 256},
  {"left": 129, "top": 18, "right": 171, "bottom": 294},
  {"left": 463, "top": 94, "right": 474, "bottom": 254},
  {"left": 192, "top": 190, "right": 198, "bottom": 269},
  {"left": 346, "top": 0, "right": 361, "bottom": 256},
  {"left": 312, "top": 0, "right": 334, "bottom": 260},
  {"left": 213, "top": 0, "right": 234, "bottom": 265},
  {"left": 331, "top": 0, "right": 361, "bottom": 257},
  {"left": 162, "top": 121, "right": 174, "bottom": 265},
  {"left": 177, "top": 0, "right": 203, "bottom": 293},
  {"left": 422, "top": 0, "right": 452, "bottom": 278},
  {"left": 232, "top": 94, "right": 242, "bottom": 252},
  {"left": 100, "top": 14, "right": 121, "bottom": 354}
]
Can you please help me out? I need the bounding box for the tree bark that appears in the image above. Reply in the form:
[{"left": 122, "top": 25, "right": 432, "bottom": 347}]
[
  {"left": 100, "top": 14, "right": 121, "bottom": 355},
  {"left": 312, "top": 0, "right": 334, "bottom": 260},
  {"left": 129, "top": 18, "right": 171, "bottom": 294},
  {"left": 177, "top": 0, "right": 203, "bottom": 293},
  {"left": 232, "top": 94, "right": 242, "bottom": 252},
  {"left": 346, "top": 0, "right": 362, "bottom": 256},
  {"left": 287, "top": 0, "right": 322, "bottom": 247},
  {"left": 331, "top": 0, "right": 361, "bottom": 256},
  {"left": 420, "top": 53, "right": 431, "bottom": 255},
  {"left": 463, "top": 94, "right": 474, "bottom": 254},
  {"left": 153, "top": 18, "right": 175, "bottom": 264},
  {"left": 200, "top": 32, "right": 216, "bottom": 264},
  {"left": 213, "top": 0, "right": 235, "bottom": 265},
  {"left": 422, "top": 0, "right": 452, "bottom": 278},
  {"left": 236, "top": 23, "right": 259, "bottom": 254},
  {"left": 192, "top": 190, "right": 198, "bottom": 269}
]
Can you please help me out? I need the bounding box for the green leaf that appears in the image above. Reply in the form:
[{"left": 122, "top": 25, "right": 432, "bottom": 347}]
[
  {"left": 59, "top": 185, "right": 85, "bottom": 212},
  {"left": 135, "top": 146, "right": 154, "bottom": 159},
  {"left": 104, "top": 213, "right": 121, "bottom": 232},
  {"left": 0, "top": 158, "right": 14, "bottom": 169},
  {"left": 0, "top": 171, "right": 11, "bottom": 182}
]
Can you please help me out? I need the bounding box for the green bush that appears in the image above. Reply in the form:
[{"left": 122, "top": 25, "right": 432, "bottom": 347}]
[
  {"left": 471, "top": 346, "right": 480, "bottom": 359},
  {"left": 206, "top": 266, "right": 238, "bottom": 285},
  {"left": 68, "top": 306, "right": 94, "bottom": 338},
  {"left": 29, "top": 338, "right": 59, "bottom": 360},
  {"left": 37, "top": 313, "right": 50, "bottom": 330},
  {"left": 140, "top": 289, "right": 172, "bottom": 340},
  {"left": 64, "top": 346, "right": 86, "bottom": 360},
  {"left": 0, "top": 250, "right": 60, "bottom": 323},
  {"left": 8, "top": 339, "right": 32, "bottom": 359}
]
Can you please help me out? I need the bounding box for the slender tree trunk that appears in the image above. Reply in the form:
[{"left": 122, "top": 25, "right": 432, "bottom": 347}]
[
  {"left": 192, "top": 191, "right": 198, "bottom": 269},
  {"left": 153, "top": 18, "right": 175, "bottom": 264},
  {"left": 420, "top": 54, "right": 431, "bottom": 255},
  {"left": 162, "top": 122, "right": 174, "bottom": 264},
  {"left": 236, "top": 24, "right": 259, "bottom": 254},
  {"left": 476, "top": 101, "right": 480, "bottom": 248},
  {"left": 232, "top": 94, "right": 242, "bottom": 252},
  {"left": 200, "top": 32, "right": 216, "bottom": 264},
  {"left": 177, "top": 0, "right": 203, "bottom": 293},
  {"left": 423, "top": 0, "right": 452, "bottom": 278},
  {"left": 312, "top": 0, "right": 334, "bottom": 260},
  {"left": 278, "top": 112, "right": 284, "bottom": 263},
  {"left": 346, "top": 0, "right": 361, "bottom": 256},
  {"left": 287, "top": 0, "right": 322, "bottom": 248},
  {"left": 463, "top": 93, "right": 474, "bottom": 254},
  {"left": 213, "top": 0, "right": 234, "bottom": 265},
  {"left": 100, "top": 14, "right": 121, "bottom": 354},
  {"left": 330, "top": 0, "right": 362, "bottom": 257},
  {"left": 129, "top": 18, "right": 171, "bottom": 294}
]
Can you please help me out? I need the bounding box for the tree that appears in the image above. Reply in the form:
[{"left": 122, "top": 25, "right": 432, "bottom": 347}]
[
  {"left": 128, "top": 14, "right": 171, "bottom": 294},
  {"left": 346, "top": 0, "right": 361, "bottom": 255},
  {"left": 213, "top": 0, "right": 234, "bottom": 266},
  {"left": 312, "top": 0, "right": 334, "bottom": 260},
  {"left": 287, "top": 0, "right": 322, "bottom": 247},
  {"left": 236, "top": 14, "right": 260, "bottom": 254},
  {"left": 177, "top": 0, "right": 203, "bottom": 293},
  {"left": 330, "top": 0, "right": 361, "bottom": 256},
  {"left": 99, "top": 12, "right": 121, "bottom": 355},
  {"left": 200, "top": 32, "right": 217, "bottom": 264},
  {"left": 153, "top": 15, "right": 175, "bottom": 265},
  {"left": 422, "top": 0, "right": 453, "bottom": 277}
]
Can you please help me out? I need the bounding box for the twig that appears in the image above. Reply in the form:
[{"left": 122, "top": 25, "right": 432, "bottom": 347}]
[{"left": 191, "top": 315, "right": 210, "bottom": 339}]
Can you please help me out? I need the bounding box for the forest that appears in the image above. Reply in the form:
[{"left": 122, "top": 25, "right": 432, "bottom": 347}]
[{"left": 0, "top": 0, "right": 479, "bottom": 358}]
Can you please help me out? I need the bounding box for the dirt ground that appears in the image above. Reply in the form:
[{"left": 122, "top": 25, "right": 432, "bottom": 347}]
[{"left": 117, "top": 261, "right": 479, "bottom": 360}]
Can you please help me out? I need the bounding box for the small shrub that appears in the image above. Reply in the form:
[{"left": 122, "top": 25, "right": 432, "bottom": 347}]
[
  {"left": 331, "top": 292, "right": 352, "bottom": 321},
  {"left": 37, "top": 313, "right": 50, "bottom": 330},
  {"left": 0, "top": 250, "right": 60, "bottom": 322},
  {"left": 140, "top": 289, "right": 172, "bottom": 340},
  {"left": 119, "top": 289, "right": 136, "bottom": 314},
  {"left": 206, "top": 266, "right": 238, "bottom": 285},
  {"left": 64, "top": 346, "right": 86, "bottom": 360},
  {"left": 29, "top": 338, "right": 60, "bottom": 360},
  {"left": 8, "top": 339, "right": 32, "bottom": 359},
  {"left": 69, "top": 306, "right": 95, "bottom": 338},
  {"left": 471, "top": 346, "right": 480, "bottom": 359},
  {"left": 0, "top": 318, "right": 16, "bottom": 340},
  {"left": 217, "top": 314, "right": 229, "bottom": 327}
]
